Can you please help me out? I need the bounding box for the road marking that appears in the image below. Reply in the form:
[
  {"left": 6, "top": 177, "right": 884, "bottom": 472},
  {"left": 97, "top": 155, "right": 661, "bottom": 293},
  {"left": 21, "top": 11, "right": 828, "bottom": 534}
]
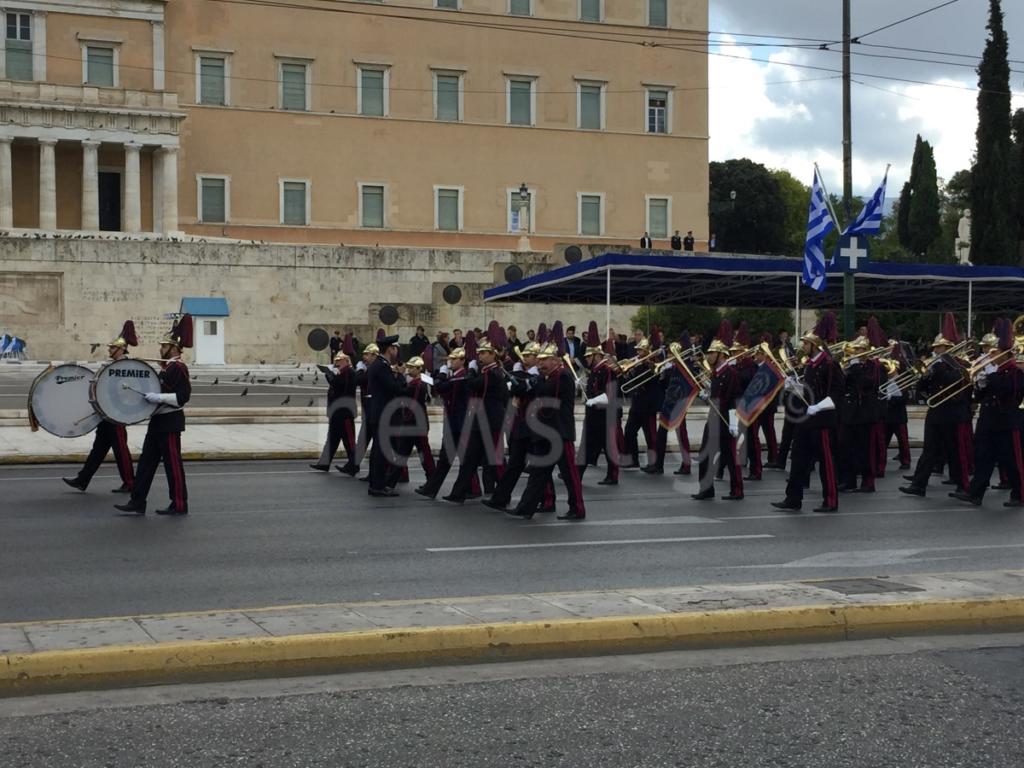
[
  {"left": 728, "top": 508, "right": 946, "bottom": 521},
  {"left": 531, "top": 515, "right": 723, "bottom": 528},
  {"left": 426, "top": 534, "right": 773, "bottom": 553},
  {"left": 728, "top": 542, "right": 1024, "bottom": 569}
]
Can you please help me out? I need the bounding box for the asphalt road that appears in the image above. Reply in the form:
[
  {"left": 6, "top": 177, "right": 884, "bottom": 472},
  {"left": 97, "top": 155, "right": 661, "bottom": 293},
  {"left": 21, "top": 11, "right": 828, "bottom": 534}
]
[
  {"left": 3, "top": 634, "right": 1023, "bottom": 767},
  {"left": 2, "top": 457, "right": 1023, "bottom": 623}
]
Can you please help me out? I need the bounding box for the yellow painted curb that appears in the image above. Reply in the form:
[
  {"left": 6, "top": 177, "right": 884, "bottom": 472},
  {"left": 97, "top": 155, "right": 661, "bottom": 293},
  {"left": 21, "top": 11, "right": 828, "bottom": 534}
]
[{"left": 3, "top": 597, "right": 1024, "bottom": 696}]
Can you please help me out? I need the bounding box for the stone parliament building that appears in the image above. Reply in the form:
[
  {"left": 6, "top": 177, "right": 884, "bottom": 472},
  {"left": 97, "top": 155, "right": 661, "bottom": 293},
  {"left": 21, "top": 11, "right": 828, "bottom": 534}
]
[{"left": 0, "top": 0, "right": 709, "bottom": 362}]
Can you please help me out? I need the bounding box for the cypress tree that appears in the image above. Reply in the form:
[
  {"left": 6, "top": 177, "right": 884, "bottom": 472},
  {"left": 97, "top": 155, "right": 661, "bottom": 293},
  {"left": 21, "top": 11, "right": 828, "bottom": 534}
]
[
  {"left": 907, "top": 138, "right": 941, "bottom": 257},
  {"left": 897, "top": 182, "right": 912, "bottom": 251},
  {"left": 971, "top": 0, "right": 1015, "bottom": 264},
  {"left": 1013, "top": 108, "right": 1024, "bottom": 257}
]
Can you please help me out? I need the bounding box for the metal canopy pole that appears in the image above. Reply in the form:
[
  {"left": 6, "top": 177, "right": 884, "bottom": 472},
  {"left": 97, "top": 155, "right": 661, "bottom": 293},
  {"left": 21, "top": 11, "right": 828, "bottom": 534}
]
[
  {"left": 967, "top": 280, "right": 973, "bottom": 338},
  {"left": 795, "top": 275, "right": 802, "bottom": 336},
  {"left": 841, "top": 0, "right": 855, "bottom": 340}
]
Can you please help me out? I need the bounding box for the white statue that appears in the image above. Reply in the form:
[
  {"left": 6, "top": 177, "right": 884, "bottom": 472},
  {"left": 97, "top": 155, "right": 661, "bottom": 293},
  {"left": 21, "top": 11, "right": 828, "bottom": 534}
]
[{"left": 956, "top": 209, "right": 972, "bottom": 265}]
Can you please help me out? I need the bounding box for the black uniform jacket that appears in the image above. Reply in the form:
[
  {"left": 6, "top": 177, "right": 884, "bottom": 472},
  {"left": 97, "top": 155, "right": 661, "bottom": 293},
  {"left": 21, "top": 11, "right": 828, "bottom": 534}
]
[
  {"left": 530, "top": 366, "right": 576, "bottom": 445},
  {"left": 151, "top": 359, "right": 191, "bottom": 434},
  {"left": 974, "top": 362, "right": 1024, "bottom": 434}
]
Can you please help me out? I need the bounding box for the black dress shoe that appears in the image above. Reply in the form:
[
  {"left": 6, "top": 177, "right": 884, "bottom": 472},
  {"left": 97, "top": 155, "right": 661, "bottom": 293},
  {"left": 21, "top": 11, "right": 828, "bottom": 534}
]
[
  {"left": 744, "top": 474, "right": 761, "bottom": 481},
  {"left": 441, "top": 494, "right": 465, "bottom": 504},
  {"left": 467, "top": 492, "right": 482, "bottom": 500},
  {"left": 722, "top": 493, "right": 744, "bottom": 501},
  {"left": 482, "top": 498, "right": 507, "bottom": 512},
  {"left": 597, "top": 478, "right": 618, "bottom": 486},
  {"left": 899, "top": 464, "right": 911, "bottom": 471},
  {"left": 941, "top": 479, "right": 957, "bottom": 486},
  {"left": 690, "top": 490, "right": 714, "bottom": 501},
  {"left": 855, "top": 487, "right": 876, "bottom": 494},
  {"left": 903, "top": 475, "right": 916, "bottom": 482},
  {"left": 63, "top": 477, "right": 87, "bottom": 492},
  {"left": 993, "top": 483, "right": 1012, "bottom": 491},
  {"left": 899, "top": 485, "right": 926, "bottom": 497},
  {"left": 1003, "top": 499, "right": 1023, "bottom": 508},
  {"left": 309, "top": 464, "right": 330, "bottom": 472},
  {"left": 836, "top": 484, "right": 853, "bottom": 493},
  {"left": 556, "top": 511, "right": 585, "bottom": 520},
  {"left": 155, "top": 505, "right": 188, "bottom": 516},
  {"left": 641, "top": 466, "right": 663, "bottom": 475},
  {"left": 771, "top": 500, "right": 801, "bottom": 511},
  {"left": 539, "top": 506, "right": 556, "bottom": 514},
  {"left": 113, "top": 501, "right": 146, "bottom": 515},
  {"left": 359, "top": 475, "right": 370, "bottom": 482},
  {"left": 335, "top": 465, "right": 359, "bottom": 476},
  {"left": 414, "top": 487, "right": 435, "bottom": 499},
  {"left": 812, "top": 505, "right": 839, "bottom": 513},
  {"left": 368, "top": 488, "right": 399, "bottom": 498},
  {"left": 949, "top": 491, "right": 981, "bottom": 506},
  {"left": 110, "top": 484, "right": 132, "bottom": 494},
  {"left": 505, "top": 508, "right": 534, "bottom": 520},
  {"left": 674, "top": 467, "right": 692, "bottom": 475}
]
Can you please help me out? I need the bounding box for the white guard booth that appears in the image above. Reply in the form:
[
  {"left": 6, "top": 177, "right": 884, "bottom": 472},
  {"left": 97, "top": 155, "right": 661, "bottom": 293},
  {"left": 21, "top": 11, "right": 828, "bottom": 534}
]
[{"left": 180, "top": 297, "right": 229, "bottom": 365}]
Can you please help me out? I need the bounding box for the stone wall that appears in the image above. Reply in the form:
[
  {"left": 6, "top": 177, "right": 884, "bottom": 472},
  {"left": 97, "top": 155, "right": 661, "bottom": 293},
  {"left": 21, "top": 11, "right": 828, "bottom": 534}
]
[{"left": 0, "top": 238, "right": 638, "bottom": 363}]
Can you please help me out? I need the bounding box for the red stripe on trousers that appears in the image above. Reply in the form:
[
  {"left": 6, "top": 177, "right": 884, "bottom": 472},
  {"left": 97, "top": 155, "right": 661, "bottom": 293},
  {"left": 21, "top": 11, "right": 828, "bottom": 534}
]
[
  {"left": 897, "top": 424, "right": 910, "bottom": 465},
  {"left": 166, "top": 433, "right": 186, "bottom": 511},
  {"left": 821, "top": 431, "right": 837, "bottom": 508},
  {"left": 116, "top": 425, "right": 134, "bottom": 488},
  {"left": 871, "top": 423, "right": 884, "bottom": 479},
  {"left": 491, "top": 429, "right": 506, "bottom": 479},
  {"left": 418, "top": 436, "right": 436, "bottom": 475},
  {"left": 1012, "top": 429, "right": 1024, "bottom": 500},
  {"left": 562, "top": 441, "right": 586, "bottom": 516},
  {"left": 957, "top": 424, "right": 971, "bottom": 489},
  {"left": 728, "top": 436, "right": 743, "bottom": 497}
]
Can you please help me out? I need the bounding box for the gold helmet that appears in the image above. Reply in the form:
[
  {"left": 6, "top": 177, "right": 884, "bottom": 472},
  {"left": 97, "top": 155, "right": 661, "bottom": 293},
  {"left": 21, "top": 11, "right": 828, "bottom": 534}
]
[
  {"left": 476, "top": 340, "right": 496, "bottom": 354},
  {"left": 521, "top": 342, "right": 542, "bottom": 356},
  {"left": 846, "top": 336, "right": 870, "bottom": 354},
  {"left": 406, "top": 356, "right": 424, "bottom": 369},
  {"left": 979, "top": 332, "right": 997, "bottom": 349},
  {"left": 585, "top": 344, "right": 604, "bottom": 357},
  {"left": 931, "top": 333, "right": 954, "bottom": 349},
  {"left": 447, "top": 347, "right": 466, "bottom": 360},
  {"left": 635, "top": 338, "right": 650, "bottom": 353},
  {"left": 363, "top": 343, "right": 379, "bottom": 356},
  {"left": 536, "top": 343, "right": 560, "bottom": 359},
  {"left": 800, "top": 330, "right": 823, "bottom": 348},
  {"left": 334, "top": 351, "right": 349, "bottom": 363},
  {"left": 707, "top": 339, "right": 731, "bottom": 355}
]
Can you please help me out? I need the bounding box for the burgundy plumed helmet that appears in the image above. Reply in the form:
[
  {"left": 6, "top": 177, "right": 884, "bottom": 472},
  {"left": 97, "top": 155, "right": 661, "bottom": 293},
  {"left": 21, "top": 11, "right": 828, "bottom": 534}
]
[
  {"left": 422, "top": 344, "right": 434, "bottom": 372},
  {"left": 342, "top": 332, "right": 355, "bottom": 357},
  {"left": 941, "top": 313, "right": 962, "bottom": 345},
  {"left": 464, "top": 330, "right": 477, "bottom": 358},
  {"left": 716, "top": 319, "right": 734, "bottom": 347},
  {"left": 996, "top": 317, "right": 1013, "bottom": 351},
  {"left": 376, "top": 328, "right": 386, "bottom": 342},
  {"left": 111, "top": 320, "right": 138, "bottom": 349},
  {"left": 487, "top": 320, "right": 501, "bottom": 344},
  {"left": 735, "top": 321, "right": 751, "bottom": 349},
  {"left": 536, "top": 322, "right": 548, "bottom": 345},
  {"left": 650, "top": 325, "right": 662, "bottom": 349},
  {"left": 551, "top": 321, "right": 566, "bottom": 356},
  {"left": 491, "top": 324, "right": 508, "bottom": 353},
  {"left": 814, "top": 312, "right": 838, "bottom": 344},
  {"left": 760, "top": 331, "right": 774, "bottom": 346},
  {"left": 866, "top": 316, "right": 887, "bottom": 348},
  {"left": 586, "top": 320, "right": 601, "bottom": 348},
  {"left": 165, "top": 313, "right": 193, "bottom": 350}
]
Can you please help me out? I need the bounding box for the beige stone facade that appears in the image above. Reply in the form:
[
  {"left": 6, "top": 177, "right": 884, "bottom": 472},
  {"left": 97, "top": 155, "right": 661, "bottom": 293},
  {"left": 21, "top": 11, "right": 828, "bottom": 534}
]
[{"left": 1, "top": 0, "right": 709, "bottom": 250}]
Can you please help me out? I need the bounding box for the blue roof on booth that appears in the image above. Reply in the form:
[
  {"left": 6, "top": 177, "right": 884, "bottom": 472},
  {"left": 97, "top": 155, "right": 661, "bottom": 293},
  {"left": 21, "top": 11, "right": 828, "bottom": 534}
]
[
  {"left": 180, "top": 297, "right": 230, "bottom": 317},
  {"left": 483, "top": 253, "right": 1024, "bottom": 312}
]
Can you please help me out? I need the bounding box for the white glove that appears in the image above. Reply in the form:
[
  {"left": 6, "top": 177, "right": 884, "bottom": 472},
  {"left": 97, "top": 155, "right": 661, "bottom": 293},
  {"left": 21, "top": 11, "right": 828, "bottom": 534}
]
[
  {"left": 356, "top": 361, "right": 366, "bottom": 372},
  {"left": 586, "top": 393, "right": 609, "bottom": 408},
  {"left": 975, "top": 372, "right": 988, "bottom": 389},
  {"left": 783, "top": 376, "right": 799, "bottom": 392},
  {"left": 698, "top": 389, "right": 710, "bottom": 403},
  {"left": 658, "top": 361, "right": 671, "bottom": 374},
  {"left": 815, "top": 396, "right": 836, "bottom": 413},
  {"left": 469, "top": 360, "right": 479, "bottom": 371},
  {"left": 984, "top": 364, "right": 997, "bottom": 375},
  {"left": 145, "top": 392, "right": 177, "bottom": 406},
  {"left": 513, "top": 362, "right": 524, "bottom": 372},
  {"left": 507, "top": 381, "right": 513, "bottom": 391},
  {"left": 728, "top": 410, "right": 739, "bottom": 438},
  {"left": 143, "top": 391, "right": 162, "bottom": 404},
  {"left": 439, "top": 364, "right": 450, "bottom": 376},
  {"left": 847, "top": 357, "right": 861, "bottom": 367},
  {"left": 806, "top": 403, "right": 821, "bottom": 416},
  {"left": 528, "top": 366, "right": 539, "bottom": 376}
]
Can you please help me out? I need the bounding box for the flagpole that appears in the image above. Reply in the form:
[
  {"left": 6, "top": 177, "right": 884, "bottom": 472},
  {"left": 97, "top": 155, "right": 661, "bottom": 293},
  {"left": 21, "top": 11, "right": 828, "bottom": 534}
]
[
  {"left": 795, "top": 275, "right": 801, "bottom": 336},
  {"left": 813, "top": 163, "right": 843, "bottom": 233}
]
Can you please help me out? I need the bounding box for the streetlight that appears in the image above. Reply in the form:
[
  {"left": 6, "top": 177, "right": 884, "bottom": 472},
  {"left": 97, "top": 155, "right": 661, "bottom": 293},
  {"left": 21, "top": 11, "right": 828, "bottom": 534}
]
[{"left": 516, "top": 182, "right": 531, "bottom": 252}]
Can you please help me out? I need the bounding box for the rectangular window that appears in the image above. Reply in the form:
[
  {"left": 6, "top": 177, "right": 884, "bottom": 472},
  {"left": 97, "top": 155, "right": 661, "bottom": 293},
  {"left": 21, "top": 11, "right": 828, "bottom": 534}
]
[
  {"left": 436, "top": 188, "right": 461, "bottom": 231},
  {"left": 86, "top": 46, "right": 115, "bottom": 87},
  {"left": 282, "top": 181, "right": 308, "bottom": 225},
  {"left": 199, "top": 177, "right": 227, "bottom": 223},
  {"left": 580, "top": 0, "right": 601, "bottom": 22},
  {"left": 435, "top": 73, "right": 460, "bottom": 121},
  {"left": 280, "top": 62, "right": 308, "bottom": 110},
  {"left": 509, "top": 0, "right": 531, "bottom": 15},
  {"left": 359, "top": 68, "right": 385, "bottom": 117},
  {"left": 361, "top": 184, "right": 385, "bottom": 228},
  {"left": 5, "top": 12, "right": 32, "bottom": 81},
  {"left": 199, "top": 56, "right": 226, "bottom": 106},
  {"left": 647, "top": 89, "right": 668, "bottom": 133},
  {"left": 508, "top": 188, "right": 534, "bottom": 233},
  {"left": 648, "top": 0, "right": 668, "bottom": 28},
  {"left": 578, "top": 83, "right": 602, "bottom": 130},
  {"left": 648, "top": 197, "right": 669, "bottom": 238},
  {"left": 204, "top": 320, "right": 218, "bottom": 336},
  {"left": 580, "top": 194, "right": 602, "bottom": 236},
  {"left": 436, "top": 0, "right": 458, "bottom": 7},
  {"left": 508, "top": 78, "right": 533, "bottom": 126}
]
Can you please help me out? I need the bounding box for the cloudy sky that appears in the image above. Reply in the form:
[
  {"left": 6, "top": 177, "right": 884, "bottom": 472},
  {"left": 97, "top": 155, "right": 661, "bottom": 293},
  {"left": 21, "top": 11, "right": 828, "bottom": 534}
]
[{"left": 708, "top": 0, "right": 1024, "bottom": 197}]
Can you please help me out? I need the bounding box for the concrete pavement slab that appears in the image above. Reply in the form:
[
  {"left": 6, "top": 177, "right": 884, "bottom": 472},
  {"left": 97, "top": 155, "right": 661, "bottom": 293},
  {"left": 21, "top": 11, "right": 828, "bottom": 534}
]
[
  {"left": 349, "top": 601, "right": 484, "bottom": 628},
  {"left": 137, "top": 613, "right": 269, "bottom": 643},
  {"left": 443, "top": 596, "right": 579, "bottom": 623},
  {"left": 23, "top": 619, "right": 153, "bottom": 652},
  {"left": 533, "top": 591, "right": 671, "bottom": 617},
  {"left": 0, "top": 626, "right": 31, "bottom": 655},
  {"left": 249, "top": 607, "right": 379, "bottom": 636}
]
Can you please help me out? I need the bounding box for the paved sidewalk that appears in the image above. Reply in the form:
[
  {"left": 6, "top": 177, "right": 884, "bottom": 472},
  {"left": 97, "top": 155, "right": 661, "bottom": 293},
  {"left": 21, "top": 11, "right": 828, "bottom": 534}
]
[
  {"left": 0, "top": 410, "right": 928, "bottom": 464},
  {"left": 2, "top": 570, "right": 1022, "bottom": 695}
]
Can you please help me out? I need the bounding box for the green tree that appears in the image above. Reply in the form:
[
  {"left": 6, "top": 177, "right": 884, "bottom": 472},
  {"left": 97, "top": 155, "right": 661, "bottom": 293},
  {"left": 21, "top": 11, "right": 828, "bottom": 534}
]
[
  {"left": 630, "top": 305, "right": 722, "bottom": 343},
  {"left": 709, "top": 159, "right": 788, "bottom": 255},
  {"left": 720, "top": 308, "right": 794, "bottom": 342},
  {"left": 1013, "top": 108, "right": 1024, "bottom": 256},
  {"left": 896, "top": 181, "right": 912, "bottom": 250},
  {"left": 770, "top": 168, "right": 810, "bottom": 258},
  {"left": 971, "top": 0, "right": 1016, "bottom": 265},
  {"left": 939, "top": 169, "right": 972, "bottom": 262},
  {"left": 907, "top": 137, "right": 942, "bottom": 257}
]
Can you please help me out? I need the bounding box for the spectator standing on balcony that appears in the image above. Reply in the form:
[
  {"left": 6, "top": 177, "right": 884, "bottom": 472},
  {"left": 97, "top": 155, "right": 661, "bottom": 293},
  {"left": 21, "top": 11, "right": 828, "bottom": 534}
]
[
  {"left": 671, "top": 231, "right": 682, "bottom": 250},
  {"left": 640, "top": 232, "right": 653, "bottom": 249},
  {"left": 683, "top": 231, "right": 695, "bottom": 252}
]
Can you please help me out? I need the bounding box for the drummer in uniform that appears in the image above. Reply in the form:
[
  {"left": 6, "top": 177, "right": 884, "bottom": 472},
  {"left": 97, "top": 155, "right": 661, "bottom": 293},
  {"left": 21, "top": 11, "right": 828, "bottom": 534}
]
[
  {"left": 114, "top": 315, "right": 193, "bottom": 516},
  {"left": 62, "top": 321, "right": 137, "bottom": 494}
]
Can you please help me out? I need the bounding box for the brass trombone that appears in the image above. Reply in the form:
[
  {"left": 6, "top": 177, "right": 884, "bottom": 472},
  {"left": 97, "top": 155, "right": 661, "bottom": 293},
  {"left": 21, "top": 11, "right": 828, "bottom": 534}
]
[
  {"left": 926, "top": 348, "right": 1015, "bottom": 408},
  {"left": 614, "top": 348, "right": 663, "bottom": 376},
  {"left": 619, "top": 348, "right": 667, "bottom": 394}
]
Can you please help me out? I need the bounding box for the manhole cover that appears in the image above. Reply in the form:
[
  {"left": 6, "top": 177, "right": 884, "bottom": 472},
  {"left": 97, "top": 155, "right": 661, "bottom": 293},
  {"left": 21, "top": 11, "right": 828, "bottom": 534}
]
[{"left": 806, "top": 578, "right": 925, "bottom": 595}]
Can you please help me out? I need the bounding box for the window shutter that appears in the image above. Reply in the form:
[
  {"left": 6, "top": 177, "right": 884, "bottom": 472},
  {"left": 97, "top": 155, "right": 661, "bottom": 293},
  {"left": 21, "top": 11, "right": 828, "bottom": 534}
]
[
  {"left": 580, "top": 85, "right": 601, "bottom": 129},
  {"left": 5, "top": 43, "right": 32, "bottom": 81},
  {"left": 509, "top": 80, "right": 531, "bottom": 125},
  {"left": 436, "top": 75, "right": 459, "bottom": 120},
  {"left": 283, "top": 182, "right": 306, "bottom": 225},
  {"left": 648, "top": 0, "right": 667, "bottom": 27},
  {"left": 201, "top": 179, "right": 226, "bottom": 223},
  {"left": 87, "top": 47, "right": 115, "bottom": 87},
  {"left": 200, "top": 57, "right": 226, "bottom": 105},
  {"left": 581, "top": 195, "right": 601, "bottom": 236},
  {"left": 649, "top": 199, "right": 668, "bottom": 238},
  {"left": 510, "top": 0, "right": 530, "bottom": 15},
  {"left": 437, "top": 189, "right": 459, "bottom": 231},
  {"left": 362, "top": 186, "right": 384, "bottom": 228},
  {"left": 361, "top": 69, "right": 384, "bottom": 116},
  {"left": 281, "top": 63, "right": 307, "bottom": 110},
  {"left": 647, "top": 90, "right": 668, "bottom": 133}
]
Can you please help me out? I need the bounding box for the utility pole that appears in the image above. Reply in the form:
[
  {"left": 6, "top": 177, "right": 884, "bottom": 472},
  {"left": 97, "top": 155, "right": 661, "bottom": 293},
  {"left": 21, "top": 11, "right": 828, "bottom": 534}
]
[{"left": 842, "top": 0, "right": 855, "bottom": 340}]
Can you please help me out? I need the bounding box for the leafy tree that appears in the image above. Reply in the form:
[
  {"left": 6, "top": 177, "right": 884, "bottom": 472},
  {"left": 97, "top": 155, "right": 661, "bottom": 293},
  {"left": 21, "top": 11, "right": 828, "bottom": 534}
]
[
  {"left": 1013, "top": 108, "right": 1024, "bottom": 256},
  {"left": 770, "top": 168, "right": 810, "bottom": 258},
  {"left": 897, "top": 181, "right": 913, "bottom": 251},
  {"left": 971, "top": 0, "right": 1016, "bottom": 264},
  {"left": 630, "top": 305, "right": 722, "bottom": 343},
  {"left": 907, "top": 138, "right": 942, "bottom": 257},
  {"left": 939, "top": 169, "right": 972, "bottom": 262},
  {"left": 709, "top": 159, "right": 788, "bottom": 255}
]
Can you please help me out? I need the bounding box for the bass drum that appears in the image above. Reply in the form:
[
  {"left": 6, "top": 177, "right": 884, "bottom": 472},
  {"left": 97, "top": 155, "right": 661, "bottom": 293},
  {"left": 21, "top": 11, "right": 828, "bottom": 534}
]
[
  {"left": 90, "top": 358, "right": 161, "bottom": 425},
  {"left": 28, "top": 364, "right": 101, "bottom": 438}
]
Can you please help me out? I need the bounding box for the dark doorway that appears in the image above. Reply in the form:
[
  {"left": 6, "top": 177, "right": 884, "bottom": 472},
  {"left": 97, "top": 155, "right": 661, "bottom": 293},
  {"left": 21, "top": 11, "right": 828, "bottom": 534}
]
[{"left": 98, "top": 171, "right": 121, "bottom": 231}]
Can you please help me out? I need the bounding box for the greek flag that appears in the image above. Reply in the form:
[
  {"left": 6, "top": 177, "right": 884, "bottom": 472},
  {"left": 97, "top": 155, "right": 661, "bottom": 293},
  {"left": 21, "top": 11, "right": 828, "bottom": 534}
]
[
  {"left": 843, "top": 169, "right": 888, "bottom": 237},
  {"left": 803, "top": 168, "right": 835, "bottom": 292}
]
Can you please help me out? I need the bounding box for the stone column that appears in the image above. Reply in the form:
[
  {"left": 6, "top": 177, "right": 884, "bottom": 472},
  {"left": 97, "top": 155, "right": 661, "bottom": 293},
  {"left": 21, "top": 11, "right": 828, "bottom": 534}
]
[
  {"left": 38, "top": 139, "right": 57, "bottom": 230},
  {"left": 81, "top": 139, "right": 100, "bottom": 231},
  {"left": 159, "top": 146, "right": 178, "bottom": 235},
  {"left": 0, "top": 137, "right": 13, "bottom": 229},
  {"left": 123, "top": 143, "right": 141, "bottom": 233}
]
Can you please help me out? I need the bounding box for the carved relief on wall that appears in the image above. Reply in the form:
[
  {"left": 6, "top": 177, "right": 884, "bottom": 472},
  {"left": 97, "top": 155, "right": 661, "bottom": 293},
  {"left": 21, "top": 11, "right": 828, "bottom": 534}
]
[{"left": 0, "top": 272, "right": 63, "bottom": 326}]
